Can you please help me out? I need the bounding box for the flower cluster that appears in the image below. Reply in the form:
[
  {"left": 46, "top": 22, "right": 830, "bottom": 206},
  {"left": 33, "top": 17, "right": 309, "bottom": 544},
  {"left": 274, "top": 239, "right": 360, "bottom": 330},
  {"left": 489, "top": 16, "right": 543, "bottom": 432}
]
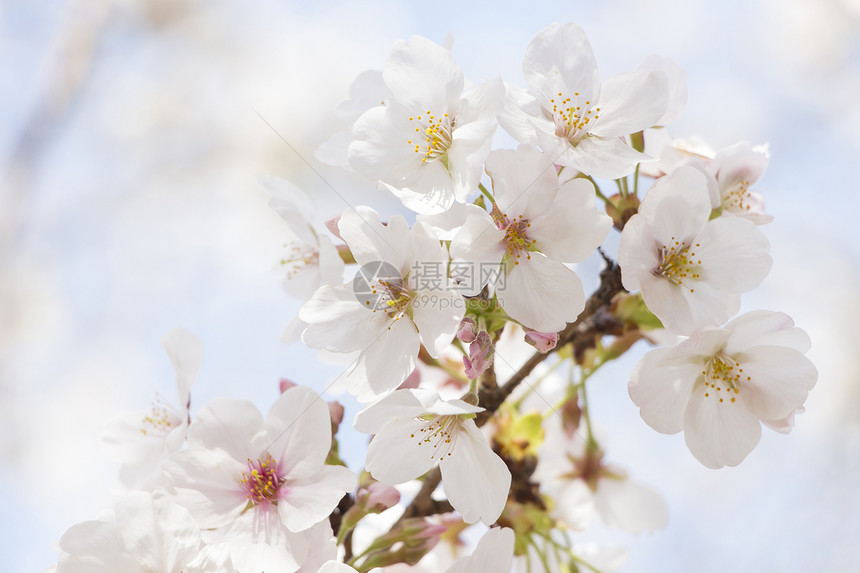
[{"left": 49, "top": 21, "right": 815, "bottom": 573}]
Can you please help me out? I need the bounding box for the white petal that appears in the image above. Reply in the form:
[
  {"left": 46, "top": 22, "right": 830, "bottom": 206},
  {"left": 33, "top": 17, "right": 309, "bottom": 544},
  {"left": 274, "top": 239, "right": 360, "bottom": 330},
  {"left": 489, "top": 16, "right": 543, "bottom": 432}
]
[
  {"left": 628, "top": 348, "right": 697, "bottom": 434},
  {"left": 353, "top": 389, "right": 431, "bottom": 434},
  {"left": 590, "top": 68, "right": 669, "bottom": 138},
  {"left": 498, "top": 82, "right": 544, "bottom": 146},
  {"left": 186, "top": 397, "right": 264, "bottom": 460},
  {"left": 442, "top": 420, "right": 511, "bottom": 525},
  {"left": 724, "top": 310, "right": 810, "bottom": 354},
  {"left": 338, "top": 208, "right": 412, "bottom": 271},
  {"left": 501, "top": 255, "right": 585, "bottom": 332},
  {"left": 683, "top": 387, "right": 762, "bottom": 468},
  {"left": 339, "top": 317, "right": 420, "bottom": 398},
  {"left": 383, "top": 36, "right": 463, "bottom": 112},
  {"left": 277, "top": 464, "right": 356, "bottom": 532},
  {"left": 552, "top": 135, "right": 647, "bottom": 180},
  {"left": 695, "top": 216, "right": 772, "bottom": 293},
  {"left": 299, "top": 284, "right": 386, "bottom": 353},
  {"left": 738, "top": 346, "right": 817, "bottom": 422},
  {"left": 524, "top": 22, "right": 599, "bottom": 107},
  {"left": 465, "top": 527, "right": 515, "bottom": 573},
  {"left": 162, "top": 327, "right": 202, "bottom": 410},
  {"left": 593, "top": 477, "right": 668, "bottom": 533},
  {"left": 365, "top": 417, "right": 437, "bottom": 484},
  {"left": 266, "top": 386, "right": 331, "bottom": 472}
]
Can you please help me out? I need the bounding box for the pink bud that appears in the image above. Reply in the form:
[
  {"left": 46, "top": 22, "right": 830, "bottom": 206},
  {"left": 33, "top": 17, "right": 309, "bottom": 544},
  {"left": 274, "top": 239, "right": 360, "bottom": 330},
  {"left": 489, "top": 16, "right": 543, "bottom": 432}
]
[
  {"left": 325, "top": 215, "right": 343, "bottom": 240},
  {"left": 279, "top": 378, "right": 297, "bottom": 393},
  {"left": 463, "top": 331, "right": 493, "bottom": 379},
  {"left": 525, "top": 330, "right": 558, "bottom": 353},
  {"left": 327, "top": 400, "right": 344, "bottom": 426},
  {"left": 364, "top": 482, "right": 401, "bottom": 511},
  {"left": 456, "top": 317, "right": 477, "bottom": 343}
]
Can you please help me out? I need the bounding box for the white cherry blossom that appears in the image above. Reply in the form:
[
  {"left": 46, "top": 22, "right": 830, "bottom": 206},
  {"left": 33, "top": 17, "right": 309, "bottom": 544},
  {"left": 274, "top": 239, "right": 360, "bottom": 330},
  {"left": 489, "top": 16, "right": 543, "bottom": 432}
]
[
  {"left": 300, "top": 207, "right": 464, "bottom": 400},
  {"left": 618, "top": 165, "right": 772, "bottom": 334},
  {"left": 710, "top": 142, "right": 772, "bottom": 224},
  {"left": 101, "top": 327, "right": 201, "bottom": 490},
  {"left": 444, "top": 146, "right": 611, "bottom": 332},
  {"left": 629, "top": 310, "right": 818, "bottom": 468},
  {"left": 354, "top": 389, "right": 511, "bottom": 525},
  {"left": 500, "top": 22, "right": 670, "bottom": 179},
  {"left": 164, "top": 386, "right": 356, "bottom": 573},
  {"left": 348, "top": 36, "right": 504, "bottom": 214}
]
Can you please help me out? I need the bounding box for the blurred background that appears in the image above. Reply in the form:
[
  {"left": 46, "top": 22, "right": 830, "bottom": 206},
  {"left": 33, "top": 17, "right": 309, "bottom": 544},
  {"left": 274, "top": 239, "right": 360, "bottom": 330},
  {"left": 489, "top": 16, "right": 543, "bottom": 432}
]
[{"left": 2, "top": 0, "right": 859, "bottom": 571}]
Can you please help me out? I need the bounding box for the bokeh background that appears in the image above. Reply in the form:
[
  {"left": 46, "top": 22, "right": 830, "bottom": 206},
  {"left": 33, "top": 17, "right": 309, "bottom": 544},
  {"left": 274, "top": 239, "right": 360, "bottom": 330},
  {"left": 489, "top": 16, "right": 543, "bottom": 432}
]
[{"left": 2, "top": 0, "right": 859, "bottom": 571}]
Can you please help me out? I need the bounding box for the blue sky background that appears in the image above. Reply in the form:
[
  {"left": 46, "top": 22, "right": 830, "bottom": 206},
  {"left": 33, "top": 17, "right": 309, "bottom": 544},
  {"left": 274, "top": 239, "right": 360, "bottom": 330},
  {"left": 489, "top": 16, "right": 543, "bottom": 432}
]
[{"left": 2, "top": 0, "right": 859, "bottom": 571}]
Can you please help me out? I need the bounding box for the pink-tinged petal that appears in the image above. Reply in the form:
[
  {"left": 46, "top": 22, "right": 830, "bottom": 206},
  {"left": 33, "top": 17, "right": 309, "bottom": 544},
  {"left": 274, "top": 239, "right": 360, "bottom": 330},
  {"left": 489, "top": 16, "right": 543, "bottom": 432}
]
[
  {"left": 266, "top": 386, "right": 331, "bottom": 472},
  {"left": 299, "top": 284, "right": 386, "bottom": 353},
  {"left": 498, "top": 82, "right": 544, "bottom": 146},
  {"left": 277, "top": 465, "right": 356, "bottom": 532},
  {"left": 164, "top": 448, "right": 248, "bottom": 529},
  {"left": 365, "top": 417, "right": 437, "bottom": 484},
  {"left": 593, "top": 477, "right": 668, "bottom": 533},
  {"left": 695, "top": 217, "right": 772, "bottom": 292},
  {"left": 115, "top": 493, "right": 200, "bottom": 573},
  {"left": 501, "top": 255, "right": 585, "bottom": 332},
  {"left": 738, "top": 346, "right": 817, "bottom": 422},
  {"left": 412, "top": 288, "right": 465, "bottom": 357},
  {"left": 383, "top": 36, "right": 463, "bottom": 112},
  {"left": 58, "top": 520, "right": 141, "bottom": 573},
  {"left": 524, "top": 22, "right": 599, "bottom": 106},
  {"left": 353, "top": 389, "right": 430, "bottom": 434},
  {"left": 442, "top": 420, "right": 511, "bottom": 525},
  {"left": 530, "top": 177, "right": 611, "bottom": 262},
  {"left": 161, "top": 327, "right": 202, "bottom": 409},
  {"left": 339, "top": 317, "right": 420, "bottom": 399},
  {"left": 590, "top": 68, "right": 669, "bottom": 138},
  {"left": 186, "top": 397, "right": 264, "bottom": 459},
  {"left": 724, "top": 310, "right": 810, "bottom": 354},
  {"left": 683, "top": 387, "right": 762, "bottom": 468},
  {"left": 629, "top": 348, "right": 698, "bottom": 434},
  {"left": 554, "top": 134, "right": 647, "bottom": 180},
  {"left": 763, "top": 409, "right": 800, "bottom": 434}
]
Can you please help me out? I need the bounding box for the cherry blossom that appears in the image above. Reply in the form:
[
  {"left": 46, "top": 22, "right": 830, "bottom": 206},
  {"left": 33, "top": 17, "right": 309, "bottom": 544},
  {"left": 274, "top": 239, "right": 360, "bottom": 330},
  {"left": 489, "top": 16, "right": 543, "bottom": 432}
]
[
  {"left": 618, "top": 165, "right": 772, "bottom": 334},
  {"left": 629, "top": 310, "right": 818, "bottom": 468},
  {"left": 164, "top": 386, "right": 355, "bottom": 573},
  {"left": 101, "top": 327, "right": 201, "bottom": 490},
  {"left": 446, "top": 527, "right": 515, "bottom": 573},
  {"left": 710, "top": 142, "right": 772, "bottom": 224},
  {"left": 300, "top": 207, "right": 464, "bottom": 400},
  {"left": 500, "top": 22, "right": 670, "bottom": 179},
  {"left": 347, "top": 36, "right": 504, "bottom": 213},
  {"left": 354, "top": 389, "right": 511, "bottom": 525},
  {"left": 443, "top": 147, "right": 611, "bottom": 332}
]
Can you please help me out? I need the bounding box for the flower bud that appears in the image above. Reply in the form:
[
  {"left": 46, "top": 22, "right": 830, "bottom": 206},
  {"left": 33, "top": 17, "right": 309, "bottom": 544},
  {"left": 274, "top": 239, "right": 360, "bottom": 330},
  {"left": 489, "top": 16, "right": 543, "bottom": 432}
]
[
  {"left": 456, "top": 316, "right": 478, "bottom": 343},
  {"left": 524, "top": 330, "right": 558, "bottom": 353},
  {"left": 398, "top": 367, "right": 421, "bottom": 390},
  {"left": 327, "top": 400, "right": 344, "bottom": 427},
  {"left": 325, "top": 215, "right": 343, "bottom": 240},
  {"left": 279, "top": 378, "right": 297, "bottom": 394},
  {"left": 463, "top": 331, "right": 493, "bottom": 379}
]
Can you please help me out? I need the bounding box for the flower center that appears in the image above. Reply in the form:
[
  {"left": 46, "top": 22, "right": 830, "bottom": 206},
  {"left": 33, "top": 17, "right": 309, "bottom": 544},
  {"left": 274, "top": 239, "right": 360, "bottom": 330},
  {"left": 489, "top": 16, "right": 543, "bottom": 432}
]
[
  {"left": 701, "top": 353, "right": 748, "bottom": 404},
  {"left": 654, "top": 237, "right": 702, "bottom": 293},
  {"left": 280, "top": 243, "right": 319, "bottom": 279},
  {"left": 408, "top": 111, "right": 454, "bottom": 168},
  {"left": 241, "top": 454, "right": 283, "bottom": 505},
  {"left": 410, "top": 414, "right": 462, "bottom": 461},
  {"left": 722, "top": 179, "right": 753, "bottom": 213},
  {"left": 140, "top": 395, "right": 182, "bottom": 437},
  {"left": 548, "top": 91, "right": 600, "bottom": 145},
  {"left": 369, "top": 277, "right": 414, "bottom": 325},
  {"left": 501, "top": 215, "right": 536, "bottom": 265}
]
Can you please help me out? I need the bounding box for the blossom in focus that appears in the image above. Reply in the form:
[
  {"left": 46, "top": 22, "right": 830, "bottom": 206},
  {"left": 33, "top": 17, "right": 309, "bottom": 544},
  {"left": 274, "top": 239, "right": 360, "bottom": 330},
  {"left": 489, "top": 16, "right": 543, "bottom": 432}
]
[
  {"left": 629, "top": 310, "right": 818, "bottom": 468},
  {"left": 710, "top": 142, "right": 772, "bottom": 224},
  {"left": 164, "top": 386, "right": 356, "bottom": 573},
  {"left": 354, "top": 389, "right": 511, "bottom": 525},
  {"left": 618, "top": 166, "right": 772, "bottom": 334},
  {"left": 101, "top": 327, "right": 202, "bottom": 490},
  {"left": 347, "top": 36, "right": 503, "bottom": 214},
  {"left": 444, "top": 147, "right": 611, "bottom": 332},
  {"left": 500, "top": 22, "right": 670, "bottom": 179},
  {"left": 300, "top": 207, "right": 464, "bottom": 400}
]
